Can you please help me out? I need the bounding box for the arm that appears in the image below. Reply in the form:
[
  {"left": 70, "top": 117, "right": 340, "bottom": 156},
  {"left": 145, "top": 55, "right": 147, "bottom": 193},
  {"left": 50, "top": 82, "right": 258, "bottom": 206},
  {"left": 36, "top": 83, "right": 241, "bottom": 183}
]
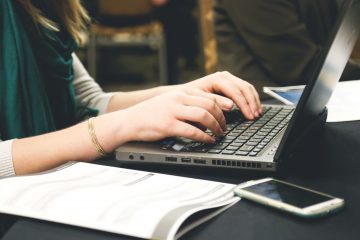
[
  {"left": 7, "top": 56, "right": 261, "bottom": 176},
  {"left": 72, "top": 55, "right": 260, "bottom": 117},
  {"left": 106, "top": 85, "right": 177, "bottom": 112},
  {"left": 11, "top": 111, "right": 131, "bottom": 176},
  {"left": 72, "top": 53, "right": 178, "bottom": 113}
]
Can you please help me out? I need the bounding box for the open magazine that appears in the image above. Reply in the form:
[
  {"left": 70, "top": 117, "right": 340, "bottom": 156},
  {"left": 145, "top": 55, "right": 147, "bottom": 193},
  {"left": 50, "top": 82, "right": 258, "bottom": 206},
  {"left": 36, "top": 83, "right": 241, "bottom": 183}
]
[{"left": 0, "top": 162, "right": 239, "bottom": 240}]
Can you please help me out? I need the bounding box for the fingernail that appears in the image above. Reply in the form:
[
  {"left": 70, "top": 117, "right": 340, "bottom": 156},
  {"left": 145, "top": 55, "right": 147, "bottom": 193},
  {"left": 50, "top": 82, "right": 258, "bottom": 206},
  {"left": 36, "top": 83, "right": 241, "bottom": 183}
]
[
  {"left": 219, "top": 129, "right": 224, "bottom": 136},
  {"left": 225, "top": 99, "right": 233, "bottom": 108}
]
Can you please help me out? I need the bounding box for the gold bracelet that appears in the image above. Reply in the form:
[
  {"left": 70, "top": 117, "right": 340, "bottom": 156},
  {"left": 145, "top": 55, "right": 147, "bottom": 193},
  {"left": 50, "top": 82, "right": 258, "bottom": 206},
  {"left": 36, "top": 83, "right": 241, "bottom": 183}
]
[{"left": 87, "top": 117, "right": 109, "bottom": 157}]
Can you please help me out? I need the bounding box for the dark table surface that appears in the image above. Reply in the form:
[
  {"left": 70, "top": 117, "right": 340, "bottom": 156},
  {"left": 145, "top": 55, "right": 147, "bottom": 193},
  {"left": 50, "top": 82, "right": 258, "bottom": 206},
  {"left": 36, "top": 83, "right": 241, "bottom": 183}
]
[{"left": 1, "top": 120, "right": 360, "bottom": 240}]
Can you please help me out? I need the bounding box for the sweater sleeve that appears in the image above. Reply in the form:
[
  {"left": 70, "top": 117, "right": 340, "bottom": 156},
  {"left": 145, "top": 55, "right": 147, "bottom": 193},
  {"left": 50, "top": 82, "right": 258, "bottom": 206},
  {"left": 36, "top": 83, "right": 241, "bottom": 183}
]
[
  {"left": 72, "top": 53, "right": 116, "bottom": 115},
  {"left": 0, "top": 140, "right": 15, "bottom": 178}
]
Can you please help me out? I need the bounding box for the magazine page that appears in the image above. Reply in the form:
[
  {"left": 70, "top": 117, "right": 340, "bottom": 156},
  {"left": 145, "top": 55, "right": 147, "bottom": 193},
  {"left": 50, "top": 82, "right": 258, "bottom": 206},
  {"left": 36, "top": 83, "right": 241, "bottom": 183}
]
[{"left": 0, "top": 162, "right": 239, "bottom": 240}]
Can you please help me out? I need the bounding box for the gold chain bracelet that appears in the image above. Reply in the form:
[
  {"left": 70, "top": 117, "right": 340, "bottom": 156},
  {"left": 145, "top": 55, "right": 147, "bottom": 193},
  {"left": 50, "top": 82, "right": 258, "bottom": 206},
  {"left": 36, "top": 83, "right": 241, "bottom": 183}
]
[{"left": 87, "top": 117, "right": 109, "bottom": 157}]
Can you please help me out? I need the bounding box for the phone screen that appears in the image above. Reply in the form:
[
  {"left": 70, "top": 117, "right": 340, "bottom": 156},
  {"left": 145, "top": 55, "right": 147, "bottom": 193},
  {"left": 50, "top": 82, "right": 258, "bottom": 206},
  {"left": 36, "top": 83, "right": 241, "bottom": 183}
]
[
  {"left": 273, "top": 89, "right": 303, "bottom": 105},
  {"left": 242, "top": 180, "right": 333, "bottom": 208}
]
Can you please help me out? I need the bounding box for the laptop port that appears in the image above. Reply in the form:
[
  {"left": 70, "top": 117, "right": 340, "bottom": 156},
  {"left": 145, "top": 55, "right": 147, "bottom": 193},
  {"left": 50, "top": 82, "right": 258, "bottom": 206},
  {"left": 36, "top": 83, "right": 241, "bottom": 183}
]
[
  {"left": 129, "top": 154, "right": 134, "bottom": 160},
  {"left": 181, "top": 158, "right": 191, "bottom": 163},
  {"left": 165, "top": 157, "right": 177, "bottom": 162},
  {"left": 194, "top": 159, "right": 206, "bottom": 164}
]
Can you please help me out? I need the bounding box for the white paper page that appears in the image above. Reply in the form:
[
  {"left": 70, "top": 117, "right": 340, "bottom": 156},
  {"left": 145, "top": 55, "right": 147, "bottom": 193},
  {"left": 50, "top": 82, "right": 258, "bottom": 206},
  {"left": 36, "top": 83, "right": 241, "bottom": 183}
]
[
  {"left": 326, "top": 80, "right": 360, "bottom": 122},
  {"left": 0, "top": 162, "right": 237, "bottom": 239}
]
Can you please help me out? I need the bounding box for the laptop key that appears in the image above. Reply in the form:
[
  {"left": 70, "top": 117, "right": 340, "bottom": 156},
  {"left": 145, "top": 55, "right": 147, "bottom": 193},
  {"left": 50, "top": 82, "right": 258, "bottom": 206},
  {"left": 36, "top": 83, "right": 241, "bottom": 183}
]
[
  {"left": 246, "top": 141, "right": 259, "bottom": 146},
  {"left": 249, "top": 152, "right": 258, "bottom": 156},
  {"left": 194, "top": 148, "right": 208, "bottom": 153},
  {"left": 222, "top": 150, "right": 236, "bottom": 155},
  {"left": 229, "top": 143, "right": 243, "bottom": 148},
  {"left": 212, "top": 143, "right": 229, "bottom": 150},
  {"left": 239, "top": 145, "right": 254, "bottom": 151},
  {"left": 225, "top": 146, "right": 239, "bottom": 151},
  {"left": 235, "top": 151, "right": 249, "bottom": 156},
  {"left": 208, "top": 149, "right": 222, "bottom": 154}
]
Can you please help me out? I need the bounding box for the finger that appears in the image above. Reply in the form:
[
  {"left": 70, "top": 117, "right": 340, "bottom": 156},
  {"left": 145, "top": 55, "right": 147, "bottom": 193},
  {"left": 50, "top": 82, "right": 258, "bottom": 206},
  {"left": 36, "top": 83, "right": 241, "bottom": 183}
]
[
  {"left": 181, "top": 93, "right": 227, "bottom": 131},
  {"left": 233, "top": 92, "right": 255, "bottom": 120},
  {"left": 171, "top": 120, "right": 215, "bottom": 143},
  {"left": 209, "top": 73, "right": 255, "bottom": 119},
  {"left": 239, "top": 84, "right": 260, "bottom": 118},
  {"left": 222, "top": 71, "right": 260, "bottom": 117},
  {"left": 250, "top": 84, "right": 263, "bottom": 114},
  {"left": 184, "top": 88, "right": 234, "bottom": 111},
  {"left": 177, "top": 105, "right": 224, "bottom": 136},
  {"left": 188, "top": 121, "right": 207, "bottom": 132}
]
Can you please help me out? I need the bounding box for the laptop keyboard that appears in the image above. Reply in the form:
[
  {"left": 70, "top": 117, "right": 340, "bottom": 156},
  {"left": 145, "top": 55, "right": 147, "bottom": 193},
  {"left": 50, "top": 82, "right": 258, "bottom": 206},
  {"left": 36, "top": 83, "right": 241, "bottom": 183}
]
[{"left": 162, "top": 106, "right": 294, "bottom": 157}]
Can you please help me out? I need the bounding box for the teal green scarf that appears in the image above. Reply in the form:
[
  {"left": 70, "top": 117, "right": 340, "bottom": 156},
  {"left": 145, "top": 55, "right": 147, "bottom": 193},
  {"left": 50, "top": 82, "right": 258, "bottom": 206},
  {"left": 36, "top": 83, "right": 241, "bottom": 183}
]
[{"left": 0, "top": 0, "right": 79, "bottom": 140}]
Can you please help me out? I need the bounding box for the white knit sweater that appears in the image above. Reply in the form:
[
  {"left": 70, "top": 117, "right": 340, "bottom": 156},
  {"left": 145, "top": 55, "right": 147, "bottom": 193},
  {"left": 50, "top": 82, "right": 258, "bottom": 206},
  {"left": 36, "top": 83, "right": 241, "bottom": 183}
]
[{"left": 0, "top": 54, "right": 115, "bottom": 178}]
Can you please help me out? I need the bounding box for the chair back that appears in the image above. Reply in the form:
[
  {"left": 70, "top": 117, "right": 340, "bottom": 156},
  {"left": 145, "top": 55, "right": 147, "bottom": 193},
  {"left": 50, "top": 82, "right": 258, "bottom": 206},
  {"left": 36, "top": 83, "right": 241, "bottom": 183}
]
[
  {"left": 98, "top": 0, "right": 153, "bottom": 16},
  {"left": 198, "top": 0, "right": 217, "bottom": 75}
]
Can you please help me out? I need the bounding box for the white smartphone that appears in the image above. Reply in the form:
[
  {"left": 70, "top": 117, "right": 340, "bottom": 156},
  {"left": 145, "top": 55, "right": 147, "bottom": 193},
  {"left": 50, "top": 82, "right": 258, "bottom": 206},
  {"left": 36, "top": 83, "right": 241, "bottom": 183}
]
[{"left": 234, "top": 178, "right": 344, "bottom": 218}]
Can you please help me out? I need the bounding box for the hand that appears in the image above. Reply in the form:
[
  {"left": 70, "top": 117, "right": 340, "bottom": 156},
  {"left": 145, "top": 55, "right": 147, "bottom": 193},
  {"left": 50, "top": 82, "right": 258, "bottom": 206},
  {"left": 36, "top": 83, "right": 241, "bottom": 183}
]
[
  {"left": 119, "top": 88, "right": 234, "bottom": 144},
  {"left": 183, "top": 71, "right": 262, "bottom": 120}
]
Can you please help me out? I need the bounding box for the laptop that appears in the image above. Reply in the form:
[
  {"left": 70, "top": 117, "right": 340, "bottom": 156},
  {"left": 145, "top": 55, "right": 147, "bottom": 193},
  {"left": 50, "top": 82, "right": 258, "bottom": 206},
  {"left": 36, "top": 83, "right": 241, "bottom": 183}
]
[{"left": 116, "top": 0, "right": 360, "bottom": 172}]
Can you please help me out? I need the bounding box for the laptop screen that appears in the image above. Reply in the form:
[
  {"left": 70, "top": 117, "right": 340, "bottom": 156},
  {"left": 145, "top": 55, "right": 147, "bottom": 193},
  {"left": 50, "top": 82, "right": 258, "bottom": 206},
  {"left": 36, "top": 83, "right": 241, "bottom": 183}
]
[{"left": 275, "top": 0, "right": 360, "bottom": 163}]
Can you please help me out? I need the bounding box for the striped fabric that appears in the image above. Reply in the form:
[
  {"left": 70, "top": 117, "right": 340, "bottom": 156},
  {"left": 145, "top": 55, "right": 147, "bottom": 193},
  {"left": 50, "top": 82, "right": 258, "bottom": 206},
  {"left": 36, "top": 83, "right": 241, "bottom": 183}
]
[{"left": 0, "top": 140, "right": 15, "bottom": 178}]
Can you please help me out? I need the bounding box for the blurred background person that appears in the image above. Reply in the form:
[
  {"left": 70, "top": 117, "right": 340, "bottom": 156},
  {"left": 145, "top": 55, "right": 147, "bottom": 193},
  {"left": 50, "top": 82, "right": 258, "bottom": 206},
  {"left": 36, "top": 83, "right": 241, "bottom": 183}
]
[{"left": 215, "top": 0, "right": 360, "bottom": 98}]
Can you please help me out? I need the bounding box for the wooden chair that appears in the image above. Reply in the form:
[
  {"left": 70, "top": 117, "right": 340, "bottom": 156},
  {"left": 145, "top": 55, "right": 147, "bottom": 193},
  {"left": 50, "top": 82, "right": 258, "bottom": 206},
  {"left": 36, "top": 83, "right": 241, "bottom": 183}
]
[
  {"left": 198, "top": 0, "right": 217, "bottom": 75},
  {"left": 87, "top": 0, "right": 168, "bottom": 85}
]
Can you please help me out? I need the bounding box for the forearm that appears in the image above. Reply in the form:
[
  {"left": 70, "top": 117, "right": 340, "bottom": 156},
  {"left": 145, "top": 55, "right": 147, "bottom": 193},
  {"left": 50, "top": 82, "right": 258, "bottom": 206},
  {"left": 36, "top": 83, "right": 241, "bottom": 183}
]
[
  {"left": 106, "top": 85, "right": 179, "bottom": 112},
  {"left": 12, "top": 111, "right": 131, "bottom": 175}
]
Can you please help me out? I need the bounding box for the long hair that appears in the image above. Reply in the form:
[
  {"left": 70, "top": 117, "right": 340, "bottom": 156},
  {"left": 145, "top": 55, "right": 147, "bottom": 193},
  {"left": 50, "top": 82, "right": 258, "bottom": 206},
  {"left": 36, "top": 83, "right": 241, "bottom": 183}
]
[{"left": 18, "top": 0, "right": 90, "bottom": 44}]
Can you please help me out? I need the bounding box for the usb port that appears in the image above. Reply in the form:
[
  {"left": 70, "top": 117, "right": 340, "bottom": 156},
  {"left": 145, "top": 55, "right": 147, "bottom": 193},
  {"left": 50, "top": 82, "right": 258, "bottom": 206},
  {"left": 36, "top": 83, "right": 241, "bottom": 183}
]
[
  {"left": 165, "top": 157, "right": 177, "bottom": 162},
  {"left": 181, "top": 158, "right": 191, "bottom": 163},
  {"left": 194, "top": 159, "right": 206, "bottom": 164}
]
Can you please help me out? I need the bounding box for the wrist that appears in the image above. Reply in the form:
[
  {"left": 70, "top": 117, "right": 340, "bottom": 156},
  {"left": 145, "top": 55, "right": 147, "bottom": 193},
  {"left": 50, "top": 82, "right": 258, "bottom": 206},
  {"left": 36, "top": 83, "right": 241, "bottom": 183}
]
[{"left": 92, "top": 111, "right": 132, "bottom": 153}]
